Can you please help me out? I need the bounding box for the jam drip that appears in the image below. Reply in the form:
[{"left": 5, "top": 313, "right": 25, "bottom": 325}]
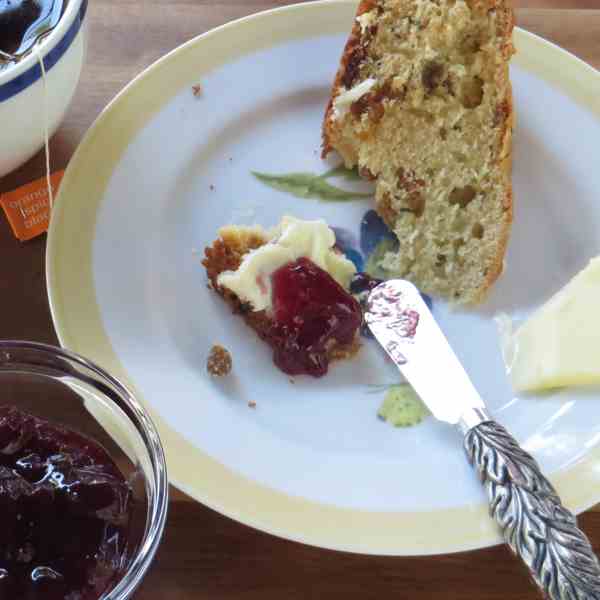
[
  {"left": 268, "top": 257, "right": 362, "bottom": 377},
  {"left": 0, "top": 407, "right": 133, "bottom": 600}
]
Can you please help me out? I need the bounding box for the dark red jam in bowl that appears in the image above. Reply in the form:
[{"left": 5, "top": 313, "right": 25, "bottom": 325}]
[
  {"left": 0, "top": 407, "right": 133, "bottom": 600},
  {"left": 268, "top": 257, "right": 362, "bottom": 377}
]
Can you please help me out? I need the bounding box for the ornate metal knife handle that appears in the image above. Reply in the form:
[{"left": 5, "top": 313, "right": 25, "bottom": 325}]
[{"left": 463, "top": 416, "right": 600, "bottom": 600}]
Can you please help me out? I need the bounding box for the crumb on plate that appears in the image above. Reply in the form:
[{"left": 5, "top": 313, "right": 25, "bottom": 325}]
[{"left": 207, "top": 344, "right": 232, "bottom": 376}]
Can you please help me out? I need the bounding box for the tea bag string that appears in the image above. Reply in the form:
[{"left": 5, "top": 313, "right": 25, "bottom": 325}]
[
  {"left": 34, "top": 45, "right": 54, "bottom": 210},
  {"left": 1, "top": 19, "right": 57, "bottom": 211}
]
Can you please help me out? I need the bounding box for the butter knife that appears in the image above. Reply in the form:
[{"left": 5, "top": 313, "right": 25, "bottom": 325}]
[{"left": 365, "top": 279, "right": 600, "bottom": 600}]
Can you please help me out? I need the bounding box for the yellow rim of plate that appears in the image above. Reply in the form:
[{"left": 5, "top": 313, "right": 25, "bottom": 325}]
[{"left": 46, "top": 0, "right": 600, "bottom": 556}]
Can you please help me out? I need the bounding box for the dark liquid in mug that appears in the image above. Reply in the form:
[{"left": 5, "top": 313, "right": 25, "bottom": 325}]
[{"left": 0, "top": 0, "right": 67, "bottom": 56}]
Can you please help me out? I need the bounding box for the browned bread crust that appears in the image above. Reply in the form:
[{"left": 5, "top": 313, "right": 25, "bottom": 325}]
[
  {"left": 322, "top": 0, "right": 515, "bottom": 304},
  {"left": 322, "top": 0, "right": 380, "bottom": 159},
  {"left": 203, "top": 227, "right": 273, "bottom": 340}
]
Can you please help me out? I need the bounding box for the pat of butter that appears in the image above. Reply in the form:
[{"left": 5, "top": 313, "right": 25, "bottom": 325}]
[
  {"left": 333, "top": 78, "right": 377, "bottom": 119},
  {"left": 356, "top": 10, "right": 377, "bottom": 34},
  {"left": 217, "top": 216, "right": 356, "bottom": 312},
  {"left": 510, "top": 257, "right": 600, "bottom": 391}
]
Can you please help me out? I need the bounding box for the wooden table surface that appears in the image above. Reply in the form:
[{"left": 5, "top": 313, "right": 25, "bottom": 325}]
[{"left": 1, "top": 0, "right": 599, "bottom": 597}]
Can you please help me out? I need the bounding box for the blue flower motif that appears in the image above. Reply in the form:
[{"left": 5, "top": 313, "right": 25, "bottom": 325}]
[
  {"left": 420, "top": 293, "right": 433, "bottom": 311},
  {"left": 332, "top": 213, "right": 434, "bottom": 320},
  {"left": 344, "top": 248, "right": 364, "bottom": 271},
  {"left": 332, "top": 227, "right": 364, "bottom": 271},
  {"left": 360, "top": 210, "right": 396, "bottom": 256},
  {"left": 331, "top": 227, "right": 358, "bottom": 252}
]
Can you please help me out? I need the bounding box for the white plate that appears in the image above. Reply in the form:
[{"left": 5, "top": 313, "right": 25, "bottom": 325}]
[{"left": 47, "top": 0, "right": 600, "bottom": 555}]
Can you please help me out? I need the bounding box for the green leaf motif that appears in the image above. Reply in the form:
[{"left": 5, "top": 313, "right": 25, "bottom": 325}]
[
  {"left": 377, "top": 384, "right": 430, "bottom": 428},
  {"left": 252, "top": 166, "right": 372, "bottom": 202}
]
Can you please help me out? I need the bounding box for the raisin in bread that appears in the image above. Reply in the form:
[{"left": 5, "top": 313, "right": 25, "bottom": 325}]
[{"left": 323, "top": 0, "right": 514, "bottom": 304}]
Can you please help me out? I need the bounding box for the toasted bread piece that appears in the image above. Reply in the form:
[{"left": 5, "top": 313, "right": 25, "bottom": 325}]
[
  {"left": 323, "top": 0, "right": 514, "bottom": 304},
  {"left": 202, "top": 226, "right": 359, "bottom": 369}
]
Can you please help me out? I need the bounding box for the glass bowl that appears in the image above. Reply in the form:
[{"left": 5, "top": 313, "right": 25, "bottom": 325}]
[{"left": 0, "top": 340, "right": 169, "bottom": 599}]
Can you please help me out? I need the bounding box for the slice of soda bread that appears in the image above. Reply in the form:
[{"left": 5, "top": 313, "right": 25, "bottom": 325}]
[{"left": 323, "top": 0, "right": 515, "bottom": 304}]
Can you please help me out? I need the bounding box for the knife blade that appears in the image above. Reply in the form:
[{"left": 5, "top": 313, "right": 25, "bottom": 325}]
[
  {"left": 365, "top": 279, "right": 600, "bottom": 600},
  {"left": 364, "top": 279, "right": 484, "bottom": 426}
]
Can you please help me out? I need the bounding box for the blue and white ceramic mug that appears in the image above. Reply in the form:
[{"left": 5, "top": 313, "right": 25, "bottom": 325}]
[{"left": 0, "top": 0, "right": 88, "bottom": 177}]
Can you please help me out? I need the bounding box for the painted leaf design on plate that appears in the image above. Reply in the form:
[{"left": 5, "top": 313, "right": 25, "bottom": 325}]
[
  {"left": 375, "top": 383, "right": 429, "bottom": 427},
  {"left": 252, "top": 168, "right": 372, "bottom": 202}
]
